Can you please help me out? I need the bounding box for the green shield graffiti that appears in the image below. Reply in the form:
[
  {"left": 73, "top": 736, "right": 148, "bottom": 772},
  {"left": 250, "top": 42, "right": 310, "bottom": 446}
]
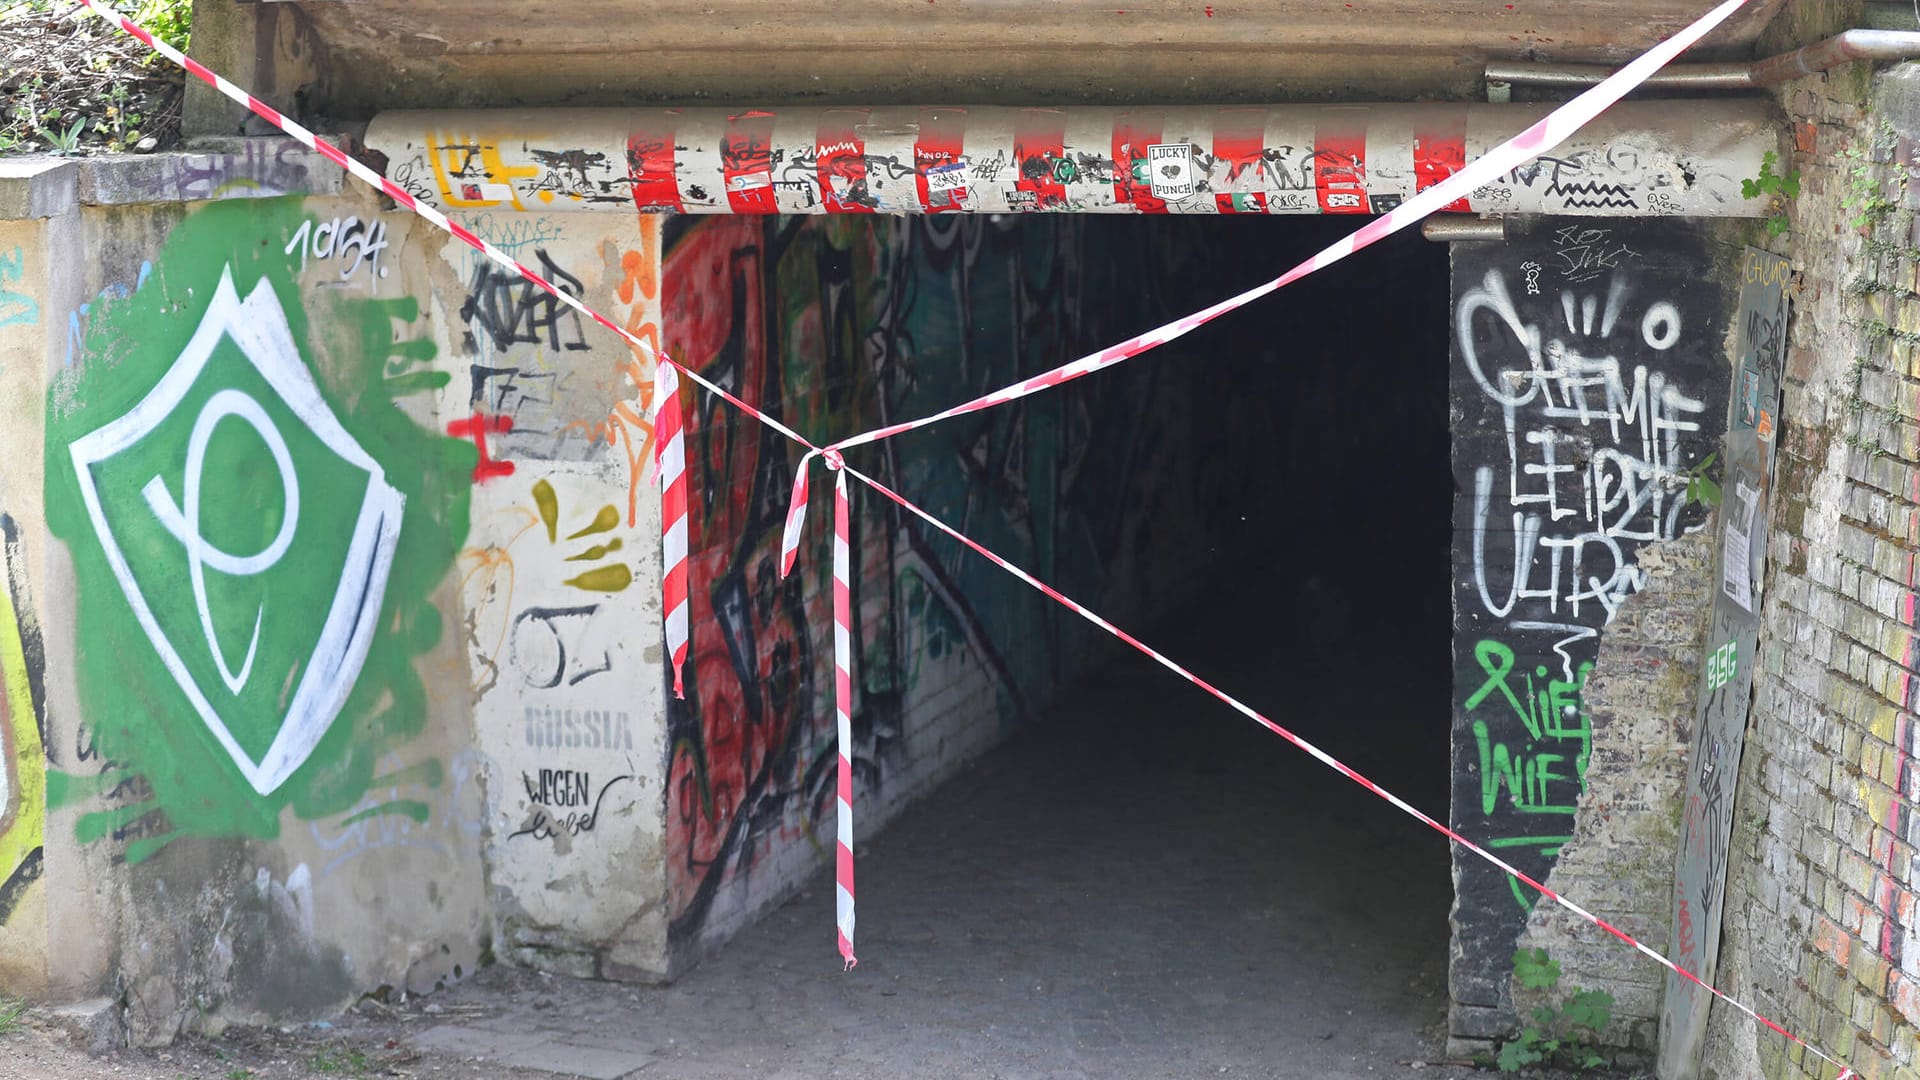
[
  {"left": 69, "top": 267, "right": 404, "bottom": 795},
  {"left": 46, "top": 199, "right": 469, "bottom": 858}
]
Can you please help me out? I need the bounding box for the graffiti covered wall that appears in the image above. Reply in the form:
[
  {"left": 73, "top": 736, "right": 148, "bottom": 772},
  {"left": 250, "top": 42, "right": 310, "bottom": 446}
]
[
  {"left": 448, "top": 207, "right": 672, "bottom": 981},
  {"left": 1448, "top": 220, "right": 1732, "bottom": 1043},
  {"left": 38, "top": 195, "right": 491, "bottom": 1038},
  {"left": 660, "top": 214, "right": 1276, "bottom": 959},
  {"left": 0, "top": 218, "right": 50, "bottom": 989},
  {"left": 13, "top": 154, "right": 671, "bottom": 1035}
]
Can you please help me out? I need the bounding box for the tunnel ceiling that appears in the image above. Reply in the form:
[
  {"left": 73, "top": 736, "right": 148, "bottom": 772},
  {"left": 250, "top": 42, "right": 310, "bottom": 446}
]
[{"left": 293, "top": 0, "right": 1790, "bottom": 115}]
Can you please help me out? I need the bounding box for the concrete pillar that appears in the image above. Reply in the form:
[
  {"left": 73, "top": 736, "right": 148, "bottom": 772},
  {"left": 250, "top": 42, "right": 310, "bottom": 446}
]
[{"left": 183, "top": 0, "right": 321, "bottom": 138}]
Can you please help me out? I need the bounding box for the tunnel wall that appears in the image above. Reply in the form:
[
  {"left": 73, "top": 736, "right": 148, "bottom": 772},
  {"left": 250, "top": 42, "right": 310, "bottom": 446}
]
[
  {"left": 1448, "top": 219, "right": 1735, "bottom": 1051},
  {"left": 657, "top": 215, "right": 1281, "bottom": 964},
  {"left": 0, "top": 151, "right": 672, "bottom": 1042}
]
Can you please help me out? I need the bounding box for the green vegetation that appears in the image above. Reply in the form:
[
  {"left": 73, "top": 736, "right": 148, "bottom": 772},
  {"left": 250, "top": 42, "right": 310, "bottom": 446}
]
[
  {"left": 1741, "top": 150, "right": 1802, "bottom": 238},
  {"left": 1496, "top": 948, "right": 1615, "bottom": 1074},
  {"left": 1683, "top": 451, "right": 1722, "bottom": 508},
  {"left": 0, "top": 996, "right": 26, "bottom": 1036},
  {"left": 310, "top": 1046, "right": 373, "bottom": 1075},
  {"left": 0, "top": 0, "right": 188, "bottom": 153},
  {"left": 130, "top": 0, "right": 192, "bottom": 54}
]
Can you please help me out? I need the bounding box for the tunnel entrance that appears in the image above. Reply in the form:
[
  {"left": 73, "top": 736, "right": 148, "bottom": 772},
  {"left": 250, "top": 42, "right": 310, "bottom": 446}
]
[{"left": 656, "top": 212, "right": 1457, "bottom": 1066}]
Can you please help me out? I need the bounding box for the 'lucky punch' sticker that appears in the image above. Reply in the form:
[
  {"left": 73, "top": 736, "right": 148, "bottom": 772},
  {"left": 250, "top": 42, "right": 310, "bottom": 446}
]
[{"left": 1148, "top": 143, "right": 1193, "bottom": 200}]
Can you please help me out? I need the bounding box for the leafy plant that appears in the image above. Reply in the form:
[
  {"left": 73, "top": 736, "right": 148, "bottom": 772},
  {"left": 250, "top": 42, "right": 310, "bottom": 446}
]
[
  {"left": 42, "top": 115, "right": 87, "bottom": 154},
  {"left": 1741, "top": 150, "right": 1801, "bottom": 237},
  {"left": 1839, "top": 127, "right": 1908, "bottom": 230},
  {"left": 1683, "top": 451, "right": 1722, "bottom": 508},
  {"left": 1497, "top": 948, "right": 1615, "bottom": 1073},
  {"left": 129, "top": 0, "right": 191, "bottom": 56},
  {"left": 1841, "top": 152, "right": 1893, "bottom": 229}
]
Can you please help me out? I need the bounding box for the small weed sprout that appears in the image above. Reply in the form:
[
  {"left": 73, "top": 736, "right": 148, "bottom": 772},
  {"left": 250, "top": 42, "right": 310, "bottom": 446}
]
[{"left": 1742, "top": 150, "right": 1801, "bottom": 237}]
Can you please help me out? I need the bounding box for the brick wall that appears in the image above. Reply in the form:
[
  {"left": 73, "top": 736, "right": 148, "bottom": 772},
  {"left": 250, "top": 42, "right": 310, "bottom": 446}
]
[{"left": 1701, "top": 60, "right": 1920, "bottom": 1080}]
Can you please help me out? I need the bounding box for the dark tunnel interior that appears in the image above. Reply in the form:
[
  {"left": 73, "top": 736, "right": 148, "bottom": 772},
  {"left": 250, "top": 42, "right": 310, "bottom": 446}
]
[{"left": 660, "top": 208, "right": 1464, "bottom": 1068}]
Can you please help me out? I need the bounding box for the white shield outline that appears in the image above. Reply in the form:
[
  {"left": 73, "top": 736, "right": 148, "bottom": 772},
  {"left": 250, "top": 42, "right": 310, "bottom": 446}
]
[{"left": 68, "top": 266, "right": 405, "bottom": 795}]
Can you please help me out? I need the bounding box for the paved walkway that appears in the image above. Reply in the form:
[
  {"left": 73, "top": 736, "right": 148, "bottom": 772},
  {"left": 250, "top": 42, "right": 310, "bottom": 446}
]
[
  {"left": 417, "top": 599, "right": 1467, "bottom": 1078},
  {"left": 8, "top": 586, "right": 1476, "bottom": 1079}
]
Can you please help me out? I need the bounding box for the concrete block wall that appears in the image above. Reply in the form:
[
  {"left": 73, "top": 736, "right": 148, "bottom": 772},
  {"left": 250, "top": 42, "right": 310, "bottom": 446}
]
[
  {"left": 0, "top": 147, "right": 672, "bottom": 1041},
  {"left": 1699, "top": 59, "right": 1920, "bottom": 1080},
  {"left": 657, "top": 214, "right": 1281, "bottom": 965}
]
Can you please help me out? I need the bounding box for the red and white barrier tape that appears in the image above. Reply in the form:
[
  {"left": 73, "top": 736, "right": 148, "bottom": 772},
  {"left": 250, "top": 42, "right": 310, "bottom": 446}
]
[
  {"left": 782, "top": 447, "right": 856, "bottom": 964},
  {"left": 845, "top": 464, "right": 1852, "bottom": 1077},
  {"left": 830, "top": 460, "right": 858, "bottom": 969},
  {"left": 80, "top": 2, "right": 1853, "bottom": 1070},
  {"left": 651, "top": 357, "right": 690, "bottom": 697}
]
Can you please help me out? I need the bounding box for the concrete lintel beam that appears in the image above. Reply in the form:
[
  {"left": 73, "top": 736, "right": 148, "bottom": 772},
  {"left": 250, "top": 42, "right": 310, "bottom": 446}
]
[{"left": 0, "top": 159, "right": 80, "bottom": 221}]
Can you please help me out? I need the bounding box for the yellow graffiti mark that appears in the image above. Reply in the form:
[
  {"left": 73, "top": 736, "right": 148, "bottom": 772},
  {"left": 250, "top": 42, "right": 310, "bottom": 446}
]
[
  {"left": 567, "top": 505, "right": 620, "bottom": 540},
  {"left": 1871, "top": 705, "right": 1899, "bottom": 743},
  {"left": 425, "top": 133, "right": 539, "bottom": 211},
  {"left": 563, "top": 564, "right": 634, "bottom": 593},
  {"left": 0, "top": 565, "right": 45, "bottom": 897}
]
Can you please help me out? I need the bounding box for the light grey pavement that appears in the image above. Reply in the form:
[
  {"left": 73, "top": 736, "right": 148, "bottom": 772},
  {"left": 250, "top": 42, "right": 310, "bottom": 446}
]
[{"left": 8, "top": 593, "right": 1508, "bottom": 1079}]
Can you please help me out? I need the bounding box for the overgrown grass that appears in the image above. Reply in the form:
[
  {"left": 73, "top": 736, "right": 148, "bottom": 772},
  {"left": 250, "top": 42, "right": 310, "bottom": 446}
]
[
  {"left": 0, "top": 996, "right": 28, "bottom": 1036},
  {"left": 0, "top": 0, "right": 189, "bottom": 153}
]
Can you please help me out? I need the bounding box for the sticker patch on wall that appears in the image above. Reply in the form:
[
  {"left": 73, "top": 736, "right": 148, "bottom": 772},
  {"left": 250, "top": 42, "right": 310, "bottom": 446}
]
[
  {"left": 1147, "top": 143, "right": 1193, "bottom": 200},
  {"left": 67, "top": 266, "right": 404, "bottom": 795}
]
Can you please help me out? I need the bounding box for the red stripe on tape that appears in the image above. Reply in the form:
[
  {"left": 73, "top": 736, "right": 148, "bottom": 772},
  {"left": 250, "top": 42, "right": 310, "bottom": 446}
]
[
  {"left": 629, "top": 118, "right": 685, "bottom": 213},
  {"left": 1013, "top": 110, "right": 1069, "bottom": 211},
  {"left": 1213, "top": 108, "right": 1267, "bottom": 214},
  {"left": 723, "top": 110, "right": 780, "bottom": 214},
  {"left": 915, "top": 110, "right": 968, "bottom": 213},
  {"left": 1314, "top": 114, "right": 1368, "bottom": 214},
  {"left": 818, "top": 111, "right": 873, "bottom": 214},
  {"left": 1414, "top": 109, "right": 1473, "bottom": 214}
]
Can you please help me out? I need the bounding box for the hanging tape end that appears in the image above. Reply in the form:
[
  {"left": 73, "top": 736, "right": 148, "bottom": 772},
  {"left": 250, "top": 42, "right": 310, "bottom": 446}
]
[
  {"left": 842, "top": 955, "right": 857, "bottom": 972},
  {"left": 672, "top": 667, "right": 685, "bottom": 700}
]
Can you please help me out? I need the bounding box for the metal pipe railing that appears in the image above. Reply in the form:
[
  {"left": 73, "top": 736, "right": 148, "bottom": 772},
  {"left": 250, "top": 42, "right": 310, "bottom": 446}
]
[{"left": 1486, "top": 29, "right": 1920, "bottom": 92}]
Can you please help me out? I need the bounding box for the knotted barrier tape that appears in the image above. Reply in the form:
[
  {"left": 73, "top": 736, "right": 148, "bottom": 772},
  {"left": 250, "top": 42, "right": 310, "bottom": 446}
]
[
  {"left": 778, "top": 446, "right": 857, "bottom": 968},
  {"left": 78, "top": 0, "right": 1856, "bottom": 1071}
]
